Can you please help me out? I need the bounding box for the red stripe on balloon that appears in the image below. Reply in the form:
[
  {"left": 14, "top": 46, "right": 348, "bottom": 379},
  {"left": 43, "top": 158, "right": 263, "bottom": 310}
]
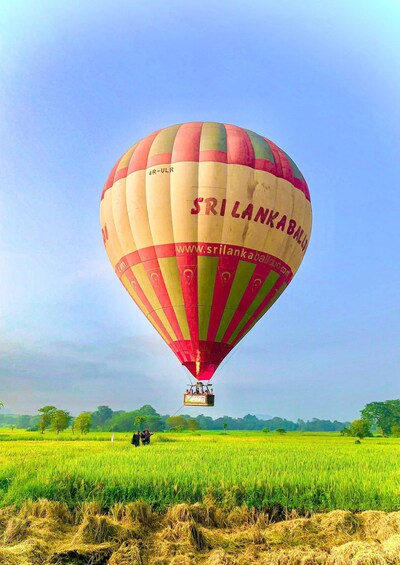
[
  {"left": 269, "top": 140, "right": 295, "bottom": 185},
  {"left": 176, "top": 252, "right": 199, "bottom": 352},
  {"left": 169, "top": 340, "right": 193, "bottom": 364},
  {"left": 114, "top": 166, "right": 129, "bottom": 183},
  {"left": 254, "top": 158, "right": 276, "bottom": 174},
  {"left": 172, "top": 122, "right": 202, "bottom": 162},
  {"left": 128, "top": 130, "right": 161, "bottom": 174},
  {"left": 147, "top": 152, "right": 172, "bottom": 167},
  {"left": 199, "top": 149, "right": 227, "bottom": 163},
  {"left": 263, "top": 137, "right": 283, "bottom": 177},
  {"left": 225, "top": 124, "right": 255, "bottom": 167}
]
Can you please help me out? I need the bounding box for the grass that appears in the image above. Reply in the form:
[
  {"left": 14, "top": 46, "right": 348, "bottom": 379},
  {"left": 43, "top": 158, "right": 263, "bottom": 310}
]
[{"left": 0, "top": 430, "right": 399, "bottom": 513}]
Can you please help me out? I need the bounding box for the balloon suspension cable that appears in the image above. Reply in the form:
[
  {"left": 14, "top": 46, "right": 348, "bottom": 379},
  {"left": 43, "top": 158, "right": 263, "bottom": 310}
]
[
  {"left": 170, "top": 403, "right": 185, "bottom": 418},
  {"left": 180, "top": 363, "right": 195, "bottom": 386},
  {"left": 214, "top": 332, "right": 251, "bottom": 377}
]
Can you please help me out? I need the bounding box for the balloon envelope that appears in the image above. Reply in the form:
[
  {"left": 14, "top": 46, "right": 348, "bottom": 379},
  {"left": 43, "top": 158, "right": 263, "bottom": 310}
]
[{"left": 100, "top": 122, "right": 312, "bottom": 380}]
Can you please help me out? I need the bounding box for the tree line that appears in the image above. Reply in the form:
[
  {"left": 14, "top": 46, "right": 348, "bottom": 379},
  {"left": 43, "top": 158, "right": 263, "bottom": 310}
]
[
  {"left": 0, "top": 403, "right": 350, "bottom": 433},
  {"left": 342, "top": 400, "right": 400, "bottom": 438},
  {"left": 1, "top": 400, "right": 399, "bottom": 436}
]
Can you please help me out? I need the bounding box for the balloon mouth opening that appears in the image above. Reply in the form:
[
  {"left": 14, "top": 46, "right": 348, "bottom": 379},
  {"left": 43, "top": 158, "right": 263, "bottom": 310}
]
[
  {"left": 183, "top": 361, "right": 218, "bottom": 381},
  {"left": 171, "top": 340, "right": 232, "bottom": 381}
]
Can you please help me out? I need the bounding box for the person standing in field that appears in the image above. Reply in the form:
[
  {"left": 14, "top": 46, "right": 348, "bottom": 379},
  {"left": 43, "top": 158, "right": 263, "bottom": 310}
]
[
  {"left": 141, "top": 428, "right": 153, "bottom": 446},
  {"left": 131, "top": 431, "right": 141, "bottom": 447}
]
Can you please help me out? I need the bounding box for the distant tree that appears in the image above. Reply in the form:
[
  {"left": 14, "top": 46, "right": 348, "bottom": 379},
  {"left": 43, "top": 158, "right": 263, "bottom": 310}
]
[
  {"left": 15, "top": 415, "right": 38, "bottom": 429},
  {"left": 264, "top": 417, "right": 297, "bottom": 432},
  {"left": 105, "top": 407, "right": 161, "bottom": 432},
  {"left": 195, "top": 415, "right": 213, "bottom": 430},
  {"left": 107, "top": 411, "right": 136, "bottom": 432},
  {"left": 298, "top": 418, "right": 350, "bottom": 432},
  {"left": 136, "top": 405, "right": 158, "bottom": 416},
  {"left": 213, "top": 416, "right": 237, "bottom": 430},
  {"left": 75, "top": 412, "right": 91, "bottom": 435},
  {"left": 38, "top": 406, "right": 57, "bottom": 434},
  {"left": 391, "top": 425, "right": 400, "bottom": 437},
  {"left": 340, "top": 427, "right": 351, "bottom": 436},
  {"left": 187, "top": 419, "right": 200, "bottom": 431},
  {"left": 275, "top": 428, "right": 287, "bottom": 435},
  {"left": 50, "top": 410, "right": 71, "bottom": 434},
  {"left": 349, "top": 419, "right": 371, "bottom": 439},
  {"left": 166, "top": 416, "right": 187, "bottom": 430},
  {"left": 361, "top": 400, "right": 400, "bottom": 436},
  {"left": 223, "top": 422, "right": 228, "bottom": 431},
  {"left": 262, "top": 427, "right": 270, "bottom": 434},
  {"left": 145, "top": 414, "right": 165, "bottom": 432},
  {"left": 135, "top": 415, "right": 147, "bottom": 428},
  {"left": 91, "top": 406, "right": 114, "bottom": 430},
  {"left": 241, "top": 414, "right": 261, "bottom": 430}
]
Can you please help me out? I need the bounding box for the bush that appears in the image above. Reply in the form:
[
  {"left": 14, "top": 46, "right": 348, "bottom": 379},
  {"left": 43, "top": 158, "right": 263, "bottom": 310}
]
[
  {"left": 391, "top": 425, "right": 400, "bottom": 437},
  {"left": 349, "top": 419, "right": 371, "bottom": 439}
]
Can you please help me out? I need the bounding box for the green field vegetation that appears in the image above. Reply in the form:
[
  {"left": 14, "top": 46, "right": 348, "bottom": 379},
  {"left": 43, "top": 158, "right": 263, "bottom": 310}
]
[{"left": 1, "top": 430, "right": 399, "bottom": 514}]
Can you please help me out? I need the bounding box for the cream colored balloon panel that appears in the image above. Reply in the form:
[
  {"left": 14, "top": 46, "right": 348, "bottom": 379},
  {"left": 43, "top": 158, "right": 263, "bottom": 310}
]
[
  {"left": 279, "top": 187, "right": 312, "bottom": 274},
  {"left": 170, "top": 161, "right": 199, "bottom": 244},
  {"left": 101, "top": 190, "right": 124, "bottom": 269},
  {"left": 145, "top": 165, "right": 175, "bottom": 248},
  {"left": 110, "top": 177, "right": 136, "bottom": 256},
  {"left": 126, "top": 170, "right": 154, "bottom": 251},
  {"left": 196, "top": 161, "right": 228, "bottom": 246}
]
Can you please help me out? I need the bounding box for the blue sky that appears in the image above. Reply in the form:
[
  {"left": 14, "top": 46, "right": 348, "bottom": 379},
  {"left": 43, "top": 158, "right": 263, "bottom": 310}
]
[{"left": 1, "top": 0, "right": 399, "bottom": 420}]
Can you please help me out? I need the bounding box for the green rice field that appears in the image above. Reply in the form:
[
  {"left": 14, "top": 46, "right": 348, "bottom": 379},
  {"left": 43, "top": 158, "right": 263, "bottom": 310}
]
[{"left": 1, "top": 430, "right": 399, "bottom": 513}]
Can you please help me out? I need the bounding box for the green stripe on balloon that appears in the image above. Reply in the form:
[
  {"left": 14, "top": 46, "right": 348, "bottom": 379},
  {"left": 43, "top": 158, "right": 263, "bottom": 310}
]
[
  {"left": 281, "top": 150, "right": 304, "bottom": 181},
  {"left": 198, "top": 256, "right": 219, "bottom": 341},
  {"left": 215, "top": 261, "right": 256, "bottom": 342},
  {"left": 200, "top": 122, "right": 227, "bottom": 152},
  {"left": 148, "top": 124, "right": 180, "bottom": 160},
  {"left": 228, "top": 270, "right": 280, "bottom": 344},
  {"left": 245, "top": 129, "right": 275, "bottom": 163}
]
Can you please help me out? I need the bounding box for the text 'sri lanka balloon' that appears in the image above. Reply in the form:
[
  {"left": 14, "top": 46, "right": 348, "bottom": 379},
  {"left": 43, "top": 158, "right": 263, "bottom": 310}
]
[{"left": 100, "top": 122, "right": 312, "bottom": 382}]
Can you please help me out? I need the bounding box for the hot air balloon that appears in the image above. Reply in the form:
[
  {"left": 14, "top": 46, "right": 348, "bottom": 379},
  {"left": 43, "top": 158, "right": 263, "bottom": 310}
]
[{"left": 100, "top": 122, "right": 312, "bottom": 406}]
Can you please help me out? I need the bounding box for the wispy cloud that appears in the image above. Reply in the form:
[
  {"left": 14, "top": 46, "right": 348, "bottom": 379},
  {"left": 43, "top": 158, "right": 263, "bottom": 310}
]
[{"left": 0, "top": 336, "right": 172, "bottom": 414}]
